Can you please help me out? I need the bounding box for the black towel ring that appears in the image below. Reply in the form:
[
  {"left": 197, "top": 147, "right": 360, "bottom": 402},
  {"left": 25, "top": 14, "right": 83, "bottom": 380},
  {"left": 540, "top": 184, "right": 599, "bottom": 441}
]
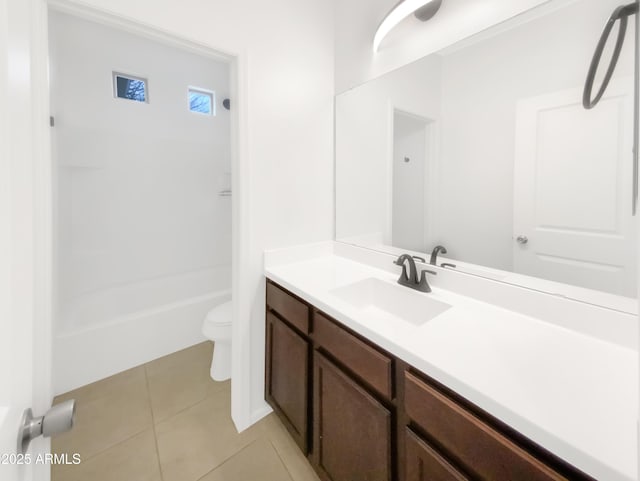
[{"left": 583, "top": 2, "right": 638, "bottom": 109}]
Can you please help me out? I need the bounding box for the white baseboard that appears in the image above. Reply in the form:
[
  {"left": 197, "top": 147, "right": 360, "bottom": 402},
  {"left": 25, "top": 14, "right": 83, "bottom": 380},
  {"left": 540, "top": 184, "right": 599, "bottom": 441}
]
[
  {"left": 53, "top": 291, "right": 230, "bottom": 395},
  {"left": 249, "top": 403, "right": 273, "bottom": 427}
]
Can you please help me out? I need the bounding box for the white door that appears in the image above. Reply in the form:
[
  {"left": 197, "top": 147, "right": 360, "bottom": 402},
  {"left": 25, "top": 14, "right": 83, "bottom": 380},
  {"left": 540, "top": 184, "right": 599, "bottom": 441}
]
[
  {"left": 1, "top": 0, "right": 53, "bottom": 480},
  {"left": 514, "top": 80, "right": 637, "bottom": 297}
]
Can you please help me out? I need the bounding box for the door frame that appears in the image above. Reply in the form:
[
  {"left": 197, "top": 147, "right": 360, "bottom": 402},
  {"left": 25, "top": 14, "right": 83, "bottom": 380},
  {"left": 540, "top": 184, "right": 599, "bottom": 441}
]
[{"left": 20, "top": 0, "right": 254, "bottom": 435}]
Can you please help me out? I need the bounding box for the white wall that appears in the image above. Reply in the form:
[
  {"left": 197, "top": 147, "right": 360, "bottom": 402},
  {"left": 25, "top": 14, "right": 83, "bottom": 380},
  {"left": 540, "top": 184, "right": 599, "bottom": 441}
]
[
  {"left": 334, "top": 0, "right": 551, "bottom": 93},
  {"left": 51, "top": 0, "right": 335, "bottom": 429},
  {"left": 437, "top": 0, "right": 635, "bottom": 270}
]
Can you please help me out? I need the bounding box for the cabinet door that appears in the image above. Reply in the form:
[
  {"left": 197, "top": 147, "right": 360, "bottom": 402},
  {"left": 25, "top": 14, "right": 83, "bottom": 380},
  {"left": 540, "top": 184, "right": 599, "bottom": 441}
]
[
  {"left": 313, "top": 352, "right": 392, "bottom": 481},
  {"left": 266, "top": 312, "right": 309, "bottom": 452},
  {"left": 405, "top": 428, "right": 469, "bottom": 481}
]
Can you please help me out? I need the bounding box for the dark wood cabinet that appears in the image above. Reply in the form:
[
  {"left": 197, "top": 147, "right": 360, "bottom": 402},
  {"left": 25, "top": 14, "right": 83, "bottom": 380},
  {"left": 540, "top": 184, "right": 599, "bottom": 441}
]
[
  {"left": 312, "top": 352, "right": 392, "bottom": 481},
  {"left": 266, "top": 282, "right": 310, "bottom": 334},
  {"left": 313, "top": 312, "right": 393, "bottom": 399},
  {"left": 264, "top": 279, "right": 594, "bottom": 481},
  {"left": 404, "top": 371, "right": 567, "bottom": 481},
  {"left": 265, "top": 311, "right": 309, "bottom": 452},
  {"left": 405, "top": 428, "right": 468, "bottom": 481}
]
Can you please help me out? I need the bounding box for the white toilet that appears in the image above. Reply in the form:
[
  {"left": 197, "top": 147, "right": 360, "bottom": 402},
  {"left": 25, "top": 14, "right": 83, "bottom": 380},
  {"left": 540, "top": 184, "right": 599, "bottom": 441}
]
[{"left": 202, "top": 300, "right": 232, "bottom": 381}]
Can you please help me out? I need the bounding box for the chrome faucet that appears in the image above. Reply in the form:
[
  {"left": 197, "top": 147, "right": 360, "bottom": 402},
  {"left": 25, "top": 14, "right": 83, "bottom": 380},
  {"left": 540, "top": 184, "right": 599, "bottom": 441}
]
[
  {"left": 394, "top": 254, "right": 437, "bottom": 293},
  {"left": 430, "top": 245, "right": 448, "bottom": 265}
]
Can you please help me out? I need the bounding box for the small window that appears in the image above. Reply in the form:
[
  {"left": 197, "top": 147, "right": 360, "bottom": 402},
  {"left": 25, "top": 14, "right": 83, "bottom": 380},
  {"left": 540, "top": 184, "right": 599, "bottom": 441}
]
[
  {"left": 113, "top": 73, "right": 147, "bottom": 103},
  {"left": 189, "top": 88, "right": 214, "bottom": 115}
]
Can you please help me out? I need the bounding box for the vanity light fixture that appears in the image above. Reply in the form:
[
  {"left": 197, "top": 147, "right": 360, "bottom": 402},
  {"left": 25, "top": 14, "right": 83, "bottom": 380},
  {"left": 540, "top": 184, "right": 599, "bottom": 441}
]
[{"left": 373, "top": 0, "right": 443, "bottom": 53}]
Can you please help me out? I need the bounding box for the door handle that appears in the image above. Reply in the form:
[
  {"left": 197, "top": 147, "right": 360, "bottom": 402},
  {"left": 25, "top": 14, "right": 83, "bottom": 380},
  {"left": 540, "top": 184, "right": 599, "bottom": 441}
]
[
  {"left": 516, "top": 235, "right": 529, "bottom": 245},
  {"left": 18, "top": 399, "right": 76, "bottom": 453}
]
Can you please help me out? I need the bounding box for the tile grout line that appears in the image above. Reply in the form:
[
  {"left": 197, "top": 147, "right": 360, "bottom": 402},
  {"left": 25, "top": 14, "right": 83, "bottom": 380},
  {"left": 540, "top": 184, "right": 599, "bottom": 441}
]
[
  {"left": 143, "top": 363, "right": 166, "bottom": 481},
  {"left": 150, "top": 378, "right": 229, "bottom": 427},
  {"left": 267, "top": 438, "right": 297, "bottom": 481},
  {"left": 55, "top": 345, "right": 216, "bottom": 481},
  {"left": 149, "top": 384, "right": 238, "bottom": 481},
  {"left": 145, "top": 342, "right": 224, "bottom": 426},
  {"left": 52, "top": 371, "right": 153, "bottom": 476},
  {"left": 53, "top": 430, "right": 148, "bottom": 480},
  {"left": 193, "top": 438, "right": 263, "bottom": 481},
  {"left": 53, "top": 421, "right": 150, "bottom": 474},
  {"left": 265, "top": 417, "right": 320, "bottom": 481},
  {"left": 97, "top": 429, "right": 149, "bottom": 459},
  {"left": 148, "top": 351, "right": 230, "bottom": 427},
  {"left": 56, "top": 344, "right": 221, "bottom": 481}
]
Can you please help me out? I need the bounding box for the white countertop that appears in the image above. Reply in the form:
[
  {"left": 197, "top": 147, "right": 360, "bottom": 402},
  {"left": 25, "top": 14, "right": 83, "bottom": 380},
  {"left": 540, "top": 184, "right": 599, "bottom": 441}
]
[{"left": 265, "top": 247, "right": 638, "bottom": 481}]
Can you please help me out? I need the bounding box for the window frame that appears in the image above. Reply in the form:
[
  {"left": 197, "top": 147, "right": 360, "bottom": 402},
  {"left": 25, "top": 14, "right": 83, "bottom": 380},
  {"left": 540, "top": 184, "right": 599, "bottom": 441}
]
[
  {"left": 112, "top": 71, "right": 149, "bottom": 103},
  {"left": 188, "top": 87, "right": 215, "bottom": 116}
]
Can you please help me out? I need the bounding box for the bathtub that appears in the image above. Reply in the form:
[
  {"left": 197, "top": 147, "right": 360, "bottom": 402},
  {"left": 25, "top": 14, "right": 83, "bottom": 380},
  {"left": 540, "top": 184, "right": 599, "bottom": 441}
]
[{"left": 54, "top": 266, "right": 231, "bottom": 395}]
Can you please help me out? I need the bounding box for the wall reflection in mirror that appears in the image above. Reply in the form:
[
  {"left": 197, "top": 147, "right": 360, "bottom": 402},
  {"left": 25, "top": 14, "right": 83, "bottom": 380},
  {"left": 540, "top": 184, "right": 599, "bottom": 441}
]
[{"left": 335, "top": 0, "right": 638, "bottom": 311}]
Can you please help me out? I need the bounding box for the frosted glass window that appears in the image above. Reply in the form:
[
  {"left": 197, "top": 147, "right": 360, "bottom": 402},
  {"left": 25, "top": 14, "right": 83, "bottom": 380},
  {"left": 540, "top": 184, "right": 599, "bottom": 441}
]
[
  {"left": 189, "top": 88, "right": 214, "bottom": 115},
  {"left": 113, "top": 73, "right": 147, "bottom": 103}
]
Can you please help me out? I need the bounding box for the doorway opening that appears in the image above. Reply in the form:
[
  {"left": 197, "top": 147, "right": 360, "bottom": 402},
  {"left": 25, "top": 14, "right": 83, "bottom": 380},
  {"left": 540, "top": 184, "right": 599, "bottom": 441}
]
[
  {"left": 391, "top": 109, "right": 436, "bottom": 252},
  {"left": 49, "top": 9, "right": 235, "bottom": 395},
  {"left": 1, "top": 1, "right": 254, "bottom": 474}
]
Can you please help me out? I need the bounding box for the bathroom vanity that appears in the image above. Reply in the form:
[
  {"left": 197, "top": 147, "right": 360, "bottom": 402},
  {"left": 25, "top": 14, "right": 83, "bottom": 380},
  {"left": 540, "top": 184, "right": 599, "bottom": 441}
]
[
  {"left": 266, "top": 280, "right": 588, "bottom": 481},
  {"left": 263, "top": 242, "right": 637, "bottom": 481},
  {"left": 263, "top": 1, "right": 640, "bottom": 479}
]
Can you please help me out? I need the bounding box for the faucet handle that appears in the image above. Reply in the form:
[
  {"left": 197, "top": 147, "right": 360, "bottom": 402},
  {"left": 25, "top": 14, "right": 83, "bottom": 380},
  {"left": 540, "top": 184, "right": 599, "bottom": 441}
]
[
  {"left": 393, "top": 254, "right": 407, "bottom": 266},
  {"left": 430, "top": 245, "right": 448, "bottom": 265},
  {"left": 416, "top": 269, "right": 436, "bottom": 293},
  {"left": 412, "top": 256, "right": 426, "bottom": 263},
  {"left": 398, "top": 264, "right": 409, "bottom": 281}
]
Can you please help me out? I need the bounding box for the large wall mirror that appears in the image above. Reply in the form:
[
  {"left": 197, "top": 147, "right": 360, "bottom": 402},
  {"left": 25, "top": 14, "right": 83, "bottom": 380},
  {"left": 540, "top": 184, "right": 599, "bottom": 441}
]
[{"left": 335, "top": 0, "right": 638, "bottom": 313}]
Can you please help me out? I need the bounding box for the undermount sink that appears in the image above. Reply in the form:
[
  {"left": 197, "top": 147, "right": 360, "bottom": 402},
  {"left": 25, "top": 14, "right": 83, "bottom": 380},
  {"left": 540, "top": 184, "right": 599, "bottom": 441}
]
[{"left": 330, "top": 278, "right": 451, "bottom": 326}]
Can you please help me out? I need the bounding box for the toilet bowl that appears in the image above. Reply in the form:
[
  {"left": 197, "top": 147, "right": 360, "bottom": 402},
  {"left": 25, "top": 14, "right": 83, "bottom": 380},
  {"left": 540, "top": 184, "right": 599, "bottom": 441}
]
[{"left": 202, "top": 300, "right": 232, "bottom": 381}]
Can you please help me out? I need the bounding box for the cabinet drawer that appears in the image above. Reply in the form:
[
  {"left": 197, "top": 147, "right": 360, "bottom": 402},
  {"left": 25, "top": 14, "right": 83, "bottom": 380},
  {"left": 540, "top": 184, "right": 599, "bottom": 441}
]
[
  {"left": 405, "top": 428, "right": 469, "bottom": 481},
  {"left": 266, "top": 282, "right": 309, "bottom": 334},
  {"left": 404, "top": 372, "right": 567, "bottom": 481},
  {"left": 313, "top": 312, "right": 392, "bottom": 399}
]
